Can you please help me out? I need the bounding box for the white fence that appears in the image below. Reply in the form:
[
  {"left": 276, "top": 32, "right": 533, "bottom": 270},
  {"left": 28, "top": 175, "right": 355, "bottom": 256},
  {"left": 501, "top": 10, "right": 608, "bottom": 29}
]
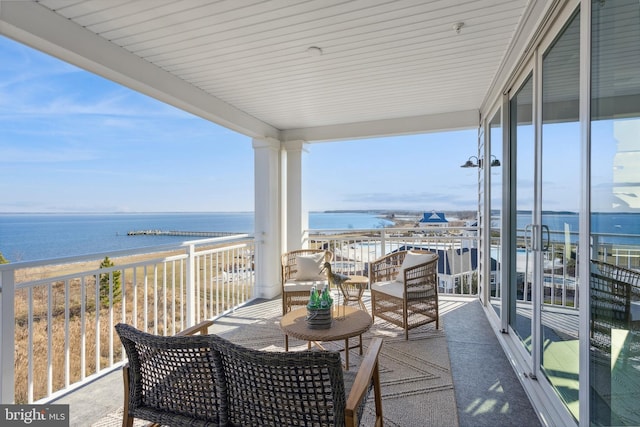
[
  {"left": 307, "top": 226, "right": 480, "bottom": 295},
  {"left": 0, "top": 235, "right": 255, "bottom": 404},
  {"left": 3, "top": 223, "right": 636, "bottom": 405}
]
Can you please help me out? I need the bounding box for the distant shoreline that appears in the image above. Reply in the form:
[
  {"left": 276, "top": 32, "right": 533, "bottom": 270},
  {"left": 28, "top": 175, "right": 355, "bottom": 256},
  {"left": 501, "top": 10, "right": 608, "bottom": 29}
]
[{"left": 320, "top": 209, "right": 478, "bottom": 218}]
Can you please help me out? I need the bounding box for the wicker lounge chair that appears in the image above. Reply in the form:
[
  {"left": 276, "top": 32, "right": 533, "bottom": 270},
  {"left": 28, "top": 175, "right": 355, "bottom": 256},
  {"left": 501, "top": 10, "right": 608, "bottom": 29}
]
[
  {"left": 370, "top": 250, "right": 439, "bottom": 340},
  {"left": 281, "top": 248, "right": 333, "bottom": 314},
  {"left": 116, "top": 321, "right": 384, "bottom": 427}
]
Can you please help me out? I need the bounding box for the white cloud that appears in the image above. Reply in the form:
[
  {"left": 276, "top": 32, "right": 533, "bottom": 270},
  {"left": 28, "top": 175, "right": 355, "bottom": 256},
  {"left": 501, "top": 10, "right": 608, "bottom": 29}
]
[{"left": 0, "top": 146, "right": 98, "bottom": 163}]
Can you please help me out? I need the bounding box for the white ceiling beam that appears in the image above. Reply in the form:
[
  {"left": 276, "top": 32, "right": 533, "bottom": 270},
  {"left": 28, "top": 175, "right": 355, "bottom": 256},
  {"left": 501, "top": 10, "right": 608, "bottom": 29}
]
[
  {"left": 281, "top": 110, "right": 479, "bottom": 143},
  {"left": 0, "top": 1, "right": 279, "bottom": 140}
]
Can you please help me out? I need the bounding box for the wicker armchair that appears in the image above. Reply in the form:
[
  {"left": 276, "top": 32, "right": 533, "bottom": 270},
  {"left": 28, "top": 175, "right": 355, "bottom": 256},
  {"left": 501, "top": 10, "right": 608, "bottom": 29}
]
[
  {"left": 281, "top": 248, "right": 333, "bottom": 314},
  {"left": 116, "top": 322, "right": 384, "bottom": 427},
  {"left": 370, "top": 250, "right": 439, "bottom": 340}
]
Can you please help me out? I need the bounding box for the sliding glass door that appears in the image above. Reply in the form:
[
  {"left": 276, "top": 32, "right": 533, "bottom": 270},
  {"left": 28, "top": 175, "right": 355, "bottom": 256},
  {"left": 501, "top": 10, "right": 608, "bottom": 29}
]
[
  {"left": 506, "top": 8, "right": 581, "bottom": 422},
  {"left": 509, "top": 73, "right": 535, "bottom": 357},
  {"left": 489, "top": 1, "right": 640, "bottom": 424},
  {"left": 539, "top": 12, "right": 581, "bottom": 420},
  {"left": 489, "top": 108, "right": 503, "bottom": 317}
]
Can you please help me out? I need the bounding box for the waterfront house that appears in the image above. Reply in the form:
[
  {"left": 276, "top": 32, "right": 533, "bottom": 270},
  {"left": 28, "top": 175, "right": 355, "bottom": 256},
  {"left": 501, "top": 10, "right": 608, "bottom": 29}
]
[
  {"left": 1, "top": 2, "right": 639, "bottom": 426},
  {"left": 418, "top": 211, "right": 450, "bottom": 229}
]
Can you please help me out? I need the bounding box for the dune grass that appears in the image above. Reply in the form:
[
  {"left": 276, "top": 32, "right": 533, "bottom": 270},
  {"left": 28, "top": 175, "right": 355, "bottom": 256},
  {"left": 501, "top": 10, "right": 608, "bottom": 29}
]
[{"left": 11, "top": 252, "right": 251, "bottom": 404}]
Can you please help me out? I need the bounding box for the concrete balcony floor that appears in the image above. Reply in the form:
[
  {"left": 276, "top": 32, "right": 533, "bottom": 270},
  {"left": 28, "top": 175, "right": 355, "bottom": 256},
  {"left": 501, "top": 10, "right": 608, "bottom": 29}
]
[{"left": 53, "top": 294, "right": 541, "bottom": 427}]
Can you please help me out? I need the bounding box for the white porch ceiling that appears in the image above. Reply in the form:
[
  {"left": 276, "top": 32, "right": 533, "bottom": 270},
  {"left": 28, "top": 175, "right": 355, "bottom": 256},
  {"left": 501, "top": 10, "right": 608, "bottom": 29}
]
[{"left": 0, "top": 0, "right": 547, "bottom": 141}]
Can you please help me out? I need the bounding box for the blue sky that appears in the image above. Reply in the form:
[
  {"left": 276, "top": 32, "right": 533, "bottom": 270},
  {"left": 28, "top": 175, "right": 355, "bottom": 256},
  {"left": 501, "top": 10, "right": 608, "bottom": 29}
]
[{"left": 0, "top": 35, "right": 479, "bottom": 213}]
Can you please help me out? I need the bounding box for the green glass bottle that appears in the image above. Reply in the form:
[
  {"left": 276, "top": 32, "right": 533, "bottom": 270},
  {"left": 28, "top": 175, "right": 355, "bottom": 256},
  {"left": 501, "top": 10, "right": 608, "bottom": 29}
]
[
  {"left": 320, "top": 284, "right": 331, "bottom": 308},
  {"left": 308, "top": 286, "right": 317, "bottom": 309}
]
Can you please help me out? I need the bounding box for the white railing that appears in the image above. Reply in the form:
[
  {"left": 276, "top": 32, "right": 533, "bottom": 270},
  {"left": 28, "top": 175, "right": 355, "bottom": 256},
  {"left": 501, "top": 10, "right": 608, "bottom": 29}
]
[
  {"left": 306, "top": 226, "right": 480, "bottom": 296},
  {"left": 309, "top": 226, "right": 640, "bottom": 308},
  {"left": 4, "top": 223, "right": 636, "bottom": 406},
  {"left": 0, "top": 235, "right": 255, "bottom": 404}
]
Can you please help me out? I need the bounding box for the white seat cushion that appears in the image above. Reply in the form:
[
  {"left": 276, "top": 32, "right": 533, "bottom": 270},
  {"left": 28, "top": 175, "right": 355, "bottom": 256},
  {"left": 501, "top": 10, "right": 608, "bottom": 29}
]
[
  {"left": 284, "top": 279, "right": 327, "bottom": 292},
  {"left": 371, "top": 280, "right": 404, "bottom": 299},
  {"left": 395, "top": 251, "right": 437, "bottom": 282},
  {"left": 294, "top": 252, "right": 326, "bottom": 281}
]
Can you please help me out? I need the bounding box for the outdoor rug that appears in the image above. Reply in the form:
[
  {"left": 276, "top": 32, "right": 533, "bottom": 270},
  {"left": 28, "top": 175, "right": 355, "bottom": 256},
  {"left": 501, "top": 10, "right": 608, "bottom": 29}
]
[{"left": 94, "top": 296, "right": 459, "bottom": 427}]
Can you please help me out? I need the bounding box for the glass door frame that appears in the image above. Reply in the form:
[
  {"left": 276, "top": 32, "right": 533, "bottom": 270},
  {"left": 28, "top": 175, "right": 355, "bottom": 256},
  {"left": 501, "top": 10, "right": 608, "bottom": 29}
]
[
  {"left": 577, "top": 1, "right": 590, "bottom": 425},
  {"left": 482, "top": 99, "right": 505, "bottom": 325}
]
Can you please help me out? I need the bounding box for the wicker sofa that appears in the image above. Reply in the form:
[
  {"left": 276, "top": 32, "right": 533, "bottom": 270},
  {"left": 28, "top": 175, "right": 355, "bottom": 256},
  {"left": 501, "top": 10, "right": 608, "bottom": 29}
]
[{"left": 115, "top": 321, "right": 383, "bottom": 427}]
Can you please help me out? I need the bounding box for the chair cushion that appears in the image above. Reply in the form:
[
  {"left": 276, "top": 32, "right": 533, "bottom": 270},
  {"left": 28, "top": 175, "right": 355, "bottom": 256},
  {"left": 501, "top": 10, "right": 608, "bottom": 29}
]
[
  {"left": 371, "top": 280, "right": 435, "bottom": 299},
  {"left": 294, "top": 252, "right": 326, "bottom": 280},
  {"left": 395, "top": 251, "right": 436, "bottom": 283},
  {"left": 371, "top": 280, "right": 404, "bottom": 299},
  {"left": 284, "top": 279, "right": 326, "bottom": 292}
]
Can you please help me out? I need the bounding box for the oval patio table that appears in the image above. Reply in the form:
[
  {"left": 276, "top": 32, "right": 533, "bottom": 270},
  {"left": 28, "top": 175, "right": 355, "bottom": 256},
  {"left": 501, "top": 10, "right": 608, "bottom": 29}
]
[{"left": 280, "top": 306, "right": 372, "bottom": 370}]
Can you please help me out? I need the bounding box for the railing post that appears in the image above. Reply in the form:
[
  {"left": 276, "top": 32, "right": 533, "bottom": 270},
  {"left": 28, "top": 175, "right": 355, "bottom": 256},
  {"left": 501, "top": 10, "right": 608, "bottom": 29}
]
[
  {"left": 185, "top": 244, "right": 196, "bottom": 327},
  {"left": 381, "top": 230, "right": 387, "bottom": 257},
  {"left": 0, "top": 268, "right": 16, "bottom": 403}
]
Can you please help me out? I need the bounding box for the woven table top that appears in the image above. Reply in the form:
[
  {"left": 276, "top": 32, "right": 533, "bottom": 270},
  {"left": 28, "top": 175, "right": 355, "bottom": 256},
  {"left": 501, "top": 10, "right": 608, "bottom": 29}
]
[
  {"left": 344, "top": 275, "right": 369, "bottom": 285},
  {"left": 280, "top": 306, "right": 372, "bottom": 342}
]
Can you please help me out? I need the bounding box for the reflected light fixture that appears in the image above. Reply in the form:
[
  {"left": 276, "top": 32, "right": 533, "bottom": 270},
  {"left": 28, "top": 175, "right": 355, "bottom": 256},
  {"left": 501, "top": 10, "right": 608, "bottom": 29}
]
[
  {"left": 460, "top": 156, "right": 479, "bottom": 168},
  {"left": 460, "top": 155, "right": 501, "bottom": 168}
]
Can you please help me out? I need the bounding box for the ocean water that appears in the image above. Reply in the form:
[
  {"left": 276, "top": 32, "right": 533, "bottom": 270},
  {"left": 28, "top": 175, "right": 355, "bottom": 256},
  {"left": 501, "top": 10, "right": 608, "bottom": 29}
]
[
  {"left": 0, "top": 212, "right": 393, "bottom": 262},
  {"left": 2, "top": 211, "right": 638, "bottom": 263}
]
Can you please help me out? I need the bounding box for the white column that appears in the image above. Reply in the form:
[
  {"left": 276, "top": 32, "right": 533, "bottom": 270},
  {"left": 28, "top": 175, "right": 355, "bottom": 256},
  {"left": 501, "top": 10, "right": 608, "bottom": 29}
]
[
  {"left": 253, "top": 137, "right": 282, "bottom": 299},
  {"left": 0, "top": 269, "right": 16, "bottom": 403},
  {"left": 283, "top": 140, "right": 306, "bottom": 252}
]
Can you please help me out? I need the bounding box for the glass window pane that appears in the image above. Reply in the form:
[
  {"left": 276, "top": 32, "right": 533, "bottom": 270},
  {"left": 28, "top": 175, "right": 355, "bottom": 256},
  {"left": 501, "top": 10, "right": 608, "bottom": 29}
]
[
  {"left": 590, "top": 1, "right": 640, "bottom": 425},
  {"left": 540, "top": 11, "right": 580, "bottom": 421}
]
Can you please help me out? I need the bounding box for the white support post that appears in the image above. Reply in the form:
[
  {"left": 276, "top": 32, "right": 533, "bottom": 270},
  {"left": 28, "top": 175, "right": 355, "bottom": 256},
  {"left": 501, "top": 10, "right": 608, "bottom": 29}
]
[
  {"left": 253, "top": 137, "right": 283, "bottom": 299},
  {"left": 0, "top": 268, "right": 16, "bottom": 403},
  {"left": 283, "top": 140, "right": 306, "bottom": 252}
]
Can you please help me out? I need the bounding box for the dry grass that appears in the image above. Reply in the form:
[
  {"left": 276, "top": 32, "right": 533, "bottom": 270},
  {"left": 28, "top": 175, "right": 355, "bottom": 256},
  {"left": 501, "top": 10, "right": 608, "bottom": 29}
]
[{"left": 11, "top": 250, "right": 252, "bottom": 404}]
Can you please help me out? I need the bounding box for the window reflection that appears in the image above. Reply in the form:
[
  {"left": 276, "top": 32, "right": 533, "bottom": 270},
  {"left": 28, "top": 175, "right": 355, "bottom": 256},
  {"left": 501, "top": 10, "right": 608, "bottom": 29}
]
[
  {"left": 590, "top": 0, "right": 640, "bottom": 425},
  {"left": 490, "top": 110, "right": 502, "bottom": 310}
]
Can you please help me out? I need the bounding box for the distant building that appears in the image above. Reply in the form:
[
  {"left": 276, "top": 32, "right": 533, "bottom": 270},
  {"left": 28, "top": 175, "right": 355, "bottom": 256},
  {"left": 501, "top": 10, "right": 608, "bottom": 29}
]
[{"left": 418, "top": 211, "right": 448, "bottom": 228}]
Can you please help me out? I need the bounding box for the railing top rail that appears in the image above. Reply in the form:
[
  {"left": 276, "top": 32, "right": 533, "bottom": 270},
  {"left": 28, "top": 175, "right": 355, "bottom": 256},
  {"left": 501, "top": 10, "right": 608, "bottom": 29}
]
[
  {"left": 306, "top": 226, "right": 478, "bottom": 233},
  {"left": 13, "top": 252, "right": 191, "bottom": 290},
  {"left": 0, "top": 233, "right": 253, "bottom": 271}
]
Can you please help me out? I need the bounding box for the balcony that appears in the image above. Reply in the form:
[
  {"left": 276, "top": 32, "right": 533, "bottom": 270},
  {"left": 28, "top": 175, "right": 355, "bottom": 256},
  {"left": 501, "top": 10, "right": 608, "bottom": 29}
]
[
  {"left": 0, "top": 225, "right": 548, "bottom": 426},
  {"left": 5, "top": 221, "right": 637, "bottom": 426},
  {"left": 0, "top": 2, "right": 638, "bottom": 425}
]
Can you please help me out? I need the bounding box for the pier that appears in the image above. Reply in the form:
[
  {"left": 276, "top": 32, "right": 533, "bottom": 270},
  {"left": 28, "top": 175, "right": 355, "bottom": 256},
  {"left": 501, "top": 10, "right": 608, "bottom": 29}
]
[{"left": 127, "top": 230, "right": 242, "bottom": 238}]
